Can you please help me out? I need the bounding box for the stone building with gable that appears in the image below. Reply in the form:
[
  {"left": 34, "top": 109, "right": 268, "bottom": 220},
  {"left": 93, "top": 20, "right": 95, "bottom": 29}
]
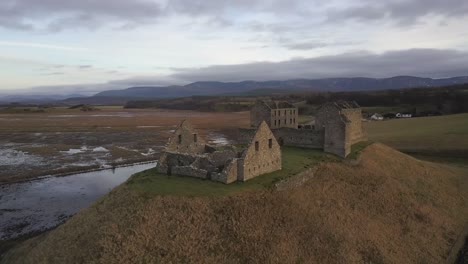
[
  {"left": 315, "top": 101, "right": 367, "bottom": 157},
  {"left": 241, "top": 100, "right": 367, "bottom": 158},
  {"left": 156, "top": 120, "right": 281, "bottom": 184},
  {"left": 250, "top": 100, "right": 298, "bottom": 129}
]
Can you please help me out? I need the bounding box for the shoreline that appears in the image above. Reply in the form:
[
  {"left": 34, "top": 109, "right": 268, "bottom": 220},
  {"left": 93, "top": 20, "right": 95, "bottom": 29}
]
[{"left": 0, "top": 158, "right": 158, "bottom": 186}]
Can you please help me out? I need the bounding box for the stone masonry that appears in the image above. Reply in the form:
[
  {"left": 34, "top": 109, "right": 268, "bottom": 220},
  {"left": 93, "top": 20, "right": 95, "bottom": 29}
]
[
  {"left": 250, "top": 100, "right": 298, "bottom": 129},
  {"left": 156, "top": 120, "right": 282, "bottom": 184},
  {"left": 241, "top": 100, "right": 367, "bottom": 158}
]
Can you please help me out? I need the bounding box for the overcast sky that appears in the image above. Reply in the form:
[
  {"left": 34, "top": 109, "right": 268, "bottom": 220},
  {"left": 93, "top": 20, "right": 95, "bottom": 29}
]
[{"left": 1, "top": 0, "right": 468, "bottom": 95}]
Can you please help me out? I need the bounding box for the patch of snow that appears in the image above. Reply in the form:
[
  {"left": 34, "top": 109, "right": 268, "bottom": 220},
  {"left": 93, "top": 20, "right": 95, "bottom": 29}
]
[
  {"left": 60, "top": 146, "right": 88, "bottom": 155},
  {"left": 0, "top": 148, "right": 43, "bottom": 166},
  {"left": 141, "top": 148, "right": 156, "bottom": 156},
  {"left": 92, "top": 147, "right": 109, "bottom": 152},
  {"left": 208, "top": 133, "right": 230, "bottom": 146}
]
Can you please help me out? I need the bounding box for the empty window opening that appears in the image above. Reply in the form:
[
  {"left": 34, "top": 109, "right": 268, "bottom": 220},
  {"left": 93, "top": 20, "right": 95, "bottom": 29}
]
[
  {"left": 178, "top": 134, "right": 182, "bottom": 144},
  {"left": 255, "top": 141, "right": 259, "bottom": 151},
  {"left": 193, "top": 134, "right": 197, "bottom": 143},
  {"left": 284, "top": 110, "right": 286, "bottom": 115},
  {"left": 274, "top": 120, "right": 277, "bottom": 126},
  {"left": 268, "top": 138, "right": 272, "bottom": 148}
]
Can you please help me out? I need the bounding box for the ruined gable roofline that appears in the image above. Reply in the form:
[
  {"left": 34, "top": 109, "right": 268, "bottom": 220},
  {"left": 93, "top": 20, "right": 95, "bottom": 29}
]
[
  {"left": 257, "top": 99, "right": 295, "bottom": 110},
  {"left": 241, "top": 120, "right": 271, "bottom": 159},
  {"left": 317, "top": 100, "right": 360, "bottom": 111}
]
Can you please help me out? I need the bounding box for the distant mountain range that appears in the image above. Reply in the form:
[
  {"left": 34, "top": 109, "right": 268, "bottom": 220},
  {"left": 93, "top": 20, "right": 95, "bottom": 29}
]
[
  {"left": 94, "top": 76, "right": 468, "bottom": 99},
  {"left": 2, "top": 76, "right": 468, "bottom": 105}
]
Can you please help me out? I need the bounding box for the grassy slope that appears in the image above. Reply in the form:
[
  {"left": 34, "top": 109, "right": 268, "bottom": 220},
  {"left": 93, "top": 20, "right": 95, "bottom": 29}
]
[
  {"left": 4, "top": 144, "right": 468, "bottom": 264},
  {"left": 366, "top": 113, "right": 468, "bottom": 162}
]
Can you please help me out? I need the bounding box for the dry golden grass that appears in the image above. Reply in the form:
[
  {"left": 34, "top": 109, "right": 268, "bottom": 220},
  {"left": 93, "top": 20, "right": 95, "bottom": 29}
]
[{"left": 4, "top": 144, "right": 468, "bottom": 264}]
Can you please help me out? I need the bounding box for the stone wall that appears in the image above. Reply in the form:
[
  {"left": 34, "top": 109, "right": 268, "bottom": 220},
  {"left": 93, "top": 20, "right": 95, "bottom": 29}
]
[
  {"left": 238, "top": 127, "right": 324, "bottom": 149},
  {"left": 172, "top": 165, "right": 208, "bottom": 179},
  {"left": 273, "top": 128, "right": 324, "bottom": 148},
  {"left": 269, "top": 108, "right": 298, "bottom": 129},
  {"left": 323, "top": 116, "right": 350, "bottom": 158},
  {"left": 157, "top": 119, "right": 282, "bottom": 184},
  {"left": 250, "top": 103, "right": 271, "bottom": 128},
  {"left": 211, "top": 158, "right": 239, "bottom": 184},
  {"left": 341, "top": 108, "right": 367, "bottom": 145},
  {"left": 250, "top": 100, "right": 298, "bottom": 129},
  {"left": 239, "top": 122, "right": 282, "bottom": 181},
  {"left": 166, "top": 120, "right": 206, "bottom": 154}
]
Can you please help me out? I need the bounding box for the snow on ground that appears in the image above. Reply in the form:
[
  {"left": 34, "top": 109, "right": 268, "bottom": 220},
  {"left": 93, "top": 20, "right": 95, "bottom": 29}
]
[
  {"left": 0, "top": 148, "right": 43, "bottom": 166},
  {"left": 141, "top": 148, "right": 156, "bottom": 156},
  {"left": 92, "top": 147, "right": 109, "bottom": 152},
  {"left": 61, "top": 147, "right": 88, "bottom": 154}
]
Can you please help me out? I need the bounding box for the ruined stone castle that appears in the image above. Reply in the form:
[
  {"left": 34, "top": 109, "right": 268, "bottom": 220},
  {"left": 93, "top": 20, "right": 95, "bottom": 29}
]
[
  {"left": 156, "top": 120, "right": 281, "bottom": 184},
  {"left": 250, "top": 100, "right": 298, "bottom": 129},
  {"left": 240, "top": 100, "right": 367, "bottom": 158}
]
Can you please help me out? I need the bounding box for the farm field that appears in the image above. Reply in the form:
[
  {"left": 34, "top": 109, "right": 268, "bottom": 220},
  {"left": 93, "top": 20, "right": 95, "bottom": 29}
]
[
  {"left": 0, "top": 108, "right": 249, "bottom": 183},
  {"left": 365, "top": 113, "right": 468, "bottom": 164}
]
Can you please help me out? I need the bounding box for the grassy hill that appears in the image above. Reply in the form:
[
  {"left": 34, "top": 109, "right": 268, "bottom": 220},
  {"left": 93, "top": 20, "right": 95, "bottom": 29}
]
[{"left": 3, "top": 144, "right": 468, "bottom": 263}]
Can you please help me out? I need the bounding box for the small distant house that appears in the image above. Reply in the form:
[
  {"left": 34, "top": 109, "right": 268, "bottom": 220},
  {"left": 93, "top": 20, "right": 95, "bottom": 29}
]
[
  {"left": 396, "top": 113, "right": 412, "bottom": 118},
  {"left": 370, "top": 113, "right": 384, "bottom": 121},
  {"left": 156, "top": 120, "right": 281, "bottom": 184},
  {"left": 250, "top": 100, "right": 298, "bottom": 129}
]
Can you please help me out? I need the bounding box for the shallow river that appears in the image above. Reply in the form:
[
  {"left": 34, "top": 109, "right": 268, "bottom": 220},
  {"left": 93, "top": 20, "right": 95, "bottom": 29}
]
[{"left": 0, "top": 162, "right": 157, "bottom": 240}]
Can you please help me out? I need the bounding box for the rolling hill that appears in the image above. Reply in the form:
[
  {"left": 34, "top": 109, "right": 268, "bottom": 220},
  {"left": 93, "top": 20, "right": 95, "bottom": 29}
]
[
  {"left": 3, "top": 144, "right": 468, "bottom": 263},
  {"left": 93, "top": 76, "right": 468, "bottom": 99}
]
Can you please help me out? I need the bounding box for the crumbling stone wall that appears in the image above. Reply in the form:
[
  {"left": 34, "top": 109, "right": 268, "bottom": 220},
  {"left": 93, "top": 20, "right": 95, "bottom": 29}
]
[
  {"left": 239, "top": 121, "right": 282, "bottom": 181},
  {"left": 166, "top": 120, "right": 205, "bottom": 154},
  {"left": 341, "top": 108, "right": 367, "bottom": 145},
  {"left": 243, "top": 100, "right": 367, "bottom": 158},
  {"left": 273, "top": 128, "right": 324, "bottom": 148},
  {"left": 250, "top": 102, "right": 271, "bottom": 128},
  {"left": 269, "top": 107, "right": 298, "bottom": 129},
  {"left": 157, "top": 119, "right": 281, "bottom": 184},
  {"left": 323, "top": 116, "right": 350, "bottom": 158},
  {"left": 211, "top": 158, "right": 239, "bottom": 184},
  {"left": 172, "top": 165, "right": 208, "bottom": 179},
  {"left": 250, "top": 100, "right": 298, "bottom": 129}
]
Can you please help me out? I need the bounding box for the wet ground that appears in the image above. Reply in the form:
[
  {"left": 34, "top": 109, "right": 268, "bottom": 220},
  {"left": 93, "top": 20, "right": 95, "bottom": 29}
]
[
  {"left": 0, "top": 162, "right": 157, "bottom": 240},
  {"left": 0, "top": 109, "right": 247, "bottom": 183},
  {"left": 0, "top": 108, "right": 243, "bottom": 242}
]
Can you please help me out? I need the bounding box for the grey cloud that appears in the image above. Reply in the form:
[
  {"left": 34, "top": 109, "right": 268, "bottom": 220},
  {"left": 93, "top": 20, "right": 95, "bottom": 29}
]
[
  {"left": 41, "top": 72, "right": 65, "bottom": 76},
  {"left": 168, "top": 49, "right": 468, "bottom": 82},
  {"left": 22, "top": 48, "right": 468, "bottom": 95},
  {"left": 280, "top": 39, "right": 358, "bottom": 50},
  {"left": 78, "top": 65, "right": 92, "bottom": 69},
  {"left": 0, "top": 0, "right": 162, "bottom": 31},
  {"left": 327, "top": 0, "right": 468, "bottom": 25},
  {"left": 0, "top": 0, "right": 314, "bottom": 32}
]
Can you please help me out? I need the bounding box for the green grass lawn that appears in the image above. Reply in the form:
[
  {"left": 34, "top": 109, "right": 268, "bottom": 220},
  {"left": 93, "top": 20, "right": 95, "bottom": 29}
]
[
  {"left": 126, "top": 147, "right": 338, "bottom": 197},
  {"left": 366, "top": 113, "right": 468, "bottom": 163}
]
